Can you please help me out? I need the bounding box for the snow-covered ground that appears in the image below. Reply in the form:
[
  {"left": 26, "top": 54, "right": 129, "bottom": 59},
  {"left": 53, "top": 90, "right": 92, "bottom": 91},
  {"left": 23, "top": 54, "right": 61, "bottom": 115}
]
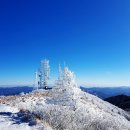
[
  {"left": 0, "top": 105, "right": 44, "bottom": 130},
  {"left": 0, "top": 87, "right": 130, "bottom": 130},
  {"left": 0, "top": 68, "right": 130, "bottom": 130}
]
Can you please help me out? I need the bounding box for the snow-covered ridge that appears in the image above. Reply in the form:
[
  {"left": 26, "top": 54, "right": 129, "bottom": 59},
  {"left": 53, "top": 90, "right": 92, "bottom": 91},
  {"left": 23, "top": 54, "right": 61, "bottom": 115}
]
[
  {"left": 0, "top": 68, "right": 130, "bottom": 130},
  {"left": 0, "top": 87, "right": 130, "bottom": 130}
]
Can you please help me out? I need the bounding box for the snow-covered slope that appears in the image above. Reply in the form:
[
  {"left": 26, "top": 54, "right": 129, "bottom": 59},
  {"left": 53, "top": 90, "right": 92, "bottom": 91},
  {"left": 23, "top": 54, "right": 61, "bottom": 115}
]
[
  {"left": 0, "top": 105, "right": 44, "bottom": 130},
  {"left": 1, "top": 87, "right": 129, "bottom": 130},
  {"left": 36, "top": 87, "right": 130, "bottom": 130}
]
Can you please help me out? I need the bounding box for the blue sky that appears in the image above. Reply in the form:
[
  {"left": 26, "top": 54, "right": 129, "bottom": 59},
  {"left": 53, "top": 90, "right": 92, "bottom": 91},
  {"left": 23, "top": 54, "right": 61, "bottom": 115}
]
[{"left": 0, "top": 0, "right": 130, "bottom": 86}]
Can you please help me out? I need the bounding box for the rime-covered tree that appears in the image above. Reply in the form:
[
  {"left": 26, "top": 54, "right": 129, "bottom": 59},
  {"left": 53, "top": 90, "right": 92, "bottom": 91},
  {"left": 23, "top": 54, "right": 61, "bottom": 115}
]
[{"left": 63, "top": 67, "right": 77, "bottom": 88}]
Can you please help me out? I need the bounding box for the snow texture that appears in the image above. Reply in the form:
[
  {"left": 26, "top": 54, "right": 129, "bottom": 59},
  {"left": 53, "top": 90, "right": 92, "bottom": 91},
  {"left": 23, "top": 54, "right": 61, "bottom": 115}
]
[{"left": 0, "top": 105, "right": 44, "bottom": 130}]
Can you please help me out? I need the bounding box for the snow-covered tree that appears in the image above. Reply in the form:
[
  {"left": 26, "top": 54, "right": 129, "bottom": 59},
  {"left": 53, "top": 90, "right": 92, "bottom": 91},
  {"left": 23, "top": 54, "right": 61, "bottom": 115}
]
[{"left": 62, "top": 67, "right": 77, "bottom": 88}]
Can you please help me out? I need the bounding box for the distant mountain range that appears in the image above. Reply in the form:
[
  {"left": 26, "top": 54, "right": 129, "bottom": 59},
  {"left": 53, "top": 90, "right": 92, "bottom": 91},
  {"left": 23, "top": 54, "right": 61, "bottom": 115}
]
[
  {"left": 0, "top": 86, "right": 33, "bottom": 96},
  {"left": 80, "top": 86, "right": 130, "bottom": 99},
  {"left": 1, "top": 86, "right": 130, "bottom": 100}
]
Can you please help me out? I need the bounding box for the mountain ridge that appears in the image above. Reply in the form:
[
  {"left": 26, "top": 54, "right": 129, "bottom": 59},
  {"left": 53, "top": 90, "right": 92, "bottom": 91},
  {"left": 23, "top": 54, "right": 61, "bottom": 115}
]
[{"left": 0, "top": 87, "right": 130, "bottom": 130}]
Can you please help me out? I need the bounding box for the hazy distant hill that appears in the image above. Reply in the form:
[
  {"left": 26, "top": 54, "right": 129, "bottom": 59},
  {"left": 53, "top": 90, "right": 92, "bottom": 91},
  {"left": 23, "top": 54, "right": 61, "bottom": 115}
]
[
  {"left": 1, "top": 86, "right": 130, "bottom": 98},
  {"left": 0, "top": 86, "right": 33, "bottom": 96},
  {"left": 80, "top": 86, "right": 130, "bottom": 99}
]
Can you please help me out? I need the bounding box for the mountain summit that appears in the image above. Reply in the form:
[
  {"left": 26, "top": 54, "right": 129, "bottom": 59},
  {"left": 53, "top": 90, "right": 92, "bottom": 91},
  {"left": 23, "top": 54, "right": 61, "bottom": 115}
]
[{"left": 0, "top": 68, "right": 130, "bottom": 130}]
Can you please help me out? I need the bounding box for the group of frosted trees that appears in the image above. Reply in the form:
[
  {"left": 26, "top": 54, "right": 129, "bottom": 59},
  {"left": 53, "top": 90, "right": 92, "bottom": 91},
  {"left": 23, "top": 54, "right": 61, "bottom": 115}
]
[
  {"left": 34, "top": 59, "right": 77, "bottom": 90},
  {"left": 56, "top": 65, "right": 77, "bottom": 88}
]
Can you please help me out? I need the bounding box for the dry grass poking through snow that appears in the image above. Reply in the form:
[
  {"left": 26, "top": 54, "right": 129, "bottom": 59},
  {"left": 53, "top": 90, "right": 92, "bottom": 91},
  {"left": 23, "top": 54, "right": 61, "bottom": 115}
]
[
  {"left": 0, "top": 91, "right": 49, "bottom": 105},
  {"left": 0, "top": 91, "right": 53, "bottom": 130}
]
